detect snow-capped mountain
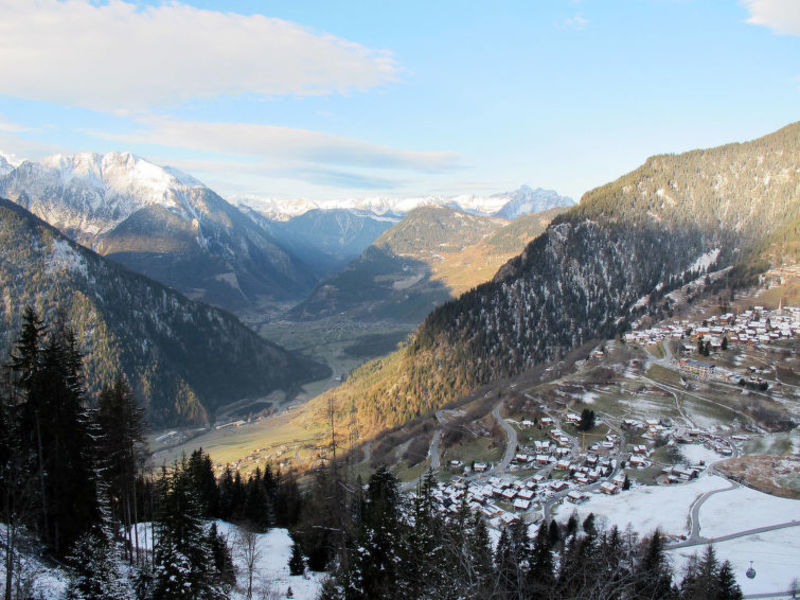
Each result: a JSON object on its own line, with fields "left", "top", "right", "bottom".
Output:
{"left": 0, "top": 152, "right": 317, "bottom": 314}
{"left": 0, "top": 153, "right": 17, "bottom": 177}
{"left": 231, "top": 185, "right": 574, "bottom": 222}
{"left": 491, "top": 185, "right": 574, "bottom": 219}
{"left": 1, "top": 151, "right": 205, "bottom": 240}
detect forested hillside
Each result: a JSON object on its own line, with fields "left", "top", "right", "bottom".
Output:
{"left": 312, "top": 122, "right": 800, "bottom": 436}
{"left": 0, "top": 198, "right": 329, "bottom": 425}
{"left": 289, "top": 205, "right": 563, "bottom": 324}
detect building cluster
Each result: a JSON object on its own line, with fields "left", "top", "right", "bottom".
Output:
{"left": 624, "top": 305, "right": 800, "bottom": 348}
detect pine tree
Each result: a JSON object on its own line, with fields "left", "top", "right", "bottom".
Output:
{"left": 9, "top": 313, "right": 98, "bottom": 555}
{"left": 528, "top": 523, "right": 555, "bottom": 598}
{"left": 151, "top": 462, "right": 224, "bottom": 600}
{"left": 289, "top": 542, "right": 305, "bottom": 576}
{"left": 633, "top": 530, "right": 676, "bottom": 599}
{"left": 207, "top": 522, "right": 236, "bottom": 592}
{"left": 715, "top": 560, "right": 743, "bottom": 600}
{"left": 95, "top": 374, "right": 147, "bottom": 564}
{"left": 65, "top": 483, "right": 135, "bottom": 600}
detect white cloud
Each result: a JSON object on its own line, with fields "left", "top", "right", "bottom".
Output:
{"left": 0, "top": 0, "right": 400, "bottom": 111}
{"left": 562, "top": 13, "right": 589, "bottom": 31}
{"left": 743, "top": 0, "right": 800, "bottom": 35}
{"left": 100, "top": 116, "right": 460, "bottom": 172}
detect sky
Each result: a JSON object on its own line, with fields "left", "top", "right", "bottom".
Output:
{"left": 0, "top": 0, "right": 798, "bottom": 203}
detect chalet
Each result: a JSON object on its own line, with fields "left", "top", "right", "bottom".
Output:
{"left": 513, "top": 498, "right": 531, "bottom": 511}
{"left": 517, "top": 489, "right": 535, "bottom": 501}
{"left": 565, "top": 413, "right": 581, "bottom": 425}
{"left": 540, "top": 417, "right": 554, "bottom": 426}
{"left": 599, "top": 482, "right": 619, "bottom": 495}
{"left": 499, "top": 512, "right": 519, "bottom": 526}
{"left": 549, "top": 481, "right": 569, "bottom": 492}
{"left": 567, "top": 491, "right": 588, "bottom": 504}
{"left": 500, "top": 489, "right": 516, "bottom": 502}
{"left": 555, "top": 459, "right": 571, "bottom": 471}
{"left": 629, "top": 455, "right": 647, "bottom": 468}
{"left": 535, "top": 454, "right": 550, "bottom": 465}
{"left": 473, "top": 462, "right": 488, "bottom": 473}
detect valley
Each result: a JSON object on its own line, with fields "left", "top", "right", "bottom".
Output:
{"left": 152, "top": 270, "right": 800, "bottom": 595}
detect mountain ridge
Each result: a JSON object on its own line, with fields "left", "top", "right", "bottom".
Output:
{"left": 313, "top": 120, "right": 800, "bottom": 436}
{"left": 0, "top": 152, "right": 317, "bottom": 314}
{"left": 0, "top": 197, "right": 330, "bottom": 425}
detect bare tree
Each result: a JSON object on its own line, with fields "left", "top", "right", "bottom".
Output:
{"left": 236, "top": 525, "right": 261, "bottom": 600}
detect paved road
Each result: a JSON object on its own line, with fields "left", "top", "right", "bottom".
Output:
{"left": 492, "top": 401, "right": 518, "bottom": 474}
{"left": 428, "top": 430, "right": 443, "bottom": 470}
{"left": 682, "top": 480, "right": 739, "bottom": 545}
{"left": 359, "top": 441, "right": 372, "bottom": 465}
{"left": 668, "top": 519, "right": 800, "bottom": 550}
{"left": 742, "top": 590, "right": 800, "bottom": 599}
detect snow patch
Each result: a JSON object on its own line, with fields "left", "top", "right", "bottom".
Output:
{"left": 551, "top": 475, "right": 729, "bottom": 537}
{"left": 46, "top": 238, "right": 88, "bottom": 278}
{"left": 688, "top": 248, "right": 720, "bottom": 273}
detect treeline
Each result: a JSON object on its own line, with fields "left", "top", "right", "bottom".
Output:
{"left": 0, "top": 309, "right": 304, "bottom": 599}
{"left": 314, "top": 469, "right": 743, "bottom": 600}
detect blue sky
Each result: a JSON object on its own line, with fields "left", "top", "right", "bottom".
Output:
{"left": 0, "top": 0, "right": 798, "bottom": 202}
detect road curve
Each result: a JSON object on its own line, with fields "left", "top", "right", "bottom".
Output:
{"left": 492, "top": 401, "right": 518, "bottom": 474}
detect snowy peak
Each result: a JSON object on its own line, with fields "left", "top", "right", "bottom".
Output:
{"left": 0, "top": 153, "right": 17, "bottom": 177}
{"left": 231, "top": 184, "right": 573, "bottom": 222}
{"left": 0, "top": 151, "right": 208, "bottom": 238}
{"left": 492, "top": 185, "right": 575, "bottom": 220}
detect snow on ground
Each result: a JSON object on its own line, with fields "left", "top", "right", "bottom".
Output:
{"left": 0, "top": 526, "right": 68, "bottom": 600}
{"left": 698, "top": 485, "right": 800, "bottom": 538}
{"left": 216, "top": 522, "right": 326, "bottom": 600}
{"left": 668, "top": 529, "right": 800, "bottom": 597}
{"left": 688, "top": 248, "right": 721, "bottom": 274}
{"left": 582, "top": 392, "right": 597, "bottom": 404}
{"left": 677, "top": 443, "right": 726, "bottom": 466}
{"left": 130, "top": 521, "right": 326, "bottom": 600}
{"left": 551, "top": 475, "right": 730, "bottom": 538}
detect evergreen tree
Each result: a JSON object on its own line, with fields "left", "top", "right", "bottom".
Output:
{"left": 151, "top": 462, "right": 224, "bottom": 600}
{"left": 289, "top": 542, "right": 305, "bottom": 576}
{"left": 95, "top": 374, "right": 147, "bottom": 563}
{"left": 207, "top": 522, "right": 236, "bottom": 592}
{"left": 632, "top": 530, "right": 676, "bottom": 599}
{"left": 65, "top": 483, "right": 135, "bottom": 600}
{"left": 716, "top": 560, "right": 743, "bottom": 600}
{"left": 9, "top": 313, "right": 98, "bottom": 555}
{"left": 186, "top": 450, "right": 219, "bottom": 519}
{"left": 578, "top": 408, "right": 596, "bottom": 432}
{"left": 528, "top": 523, "right": 555, "bottom": 599}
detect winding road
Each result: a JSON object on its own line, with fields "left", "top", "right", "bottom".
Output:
{"left": 492, "top": 401, "right": 518, "bottom": 474}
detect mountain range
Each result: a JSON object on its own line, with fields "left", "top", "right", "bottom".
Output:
{"left": 314, "top": 121, "right": 800, "bottom": 435}
{"left": 232, "top": 185, "right": 573, "bottom": 222}
{"left": 0, "top": 152, "right": 316, "bottom": 314}
{"left": 0, "top": 197, "right": 329, "bottom": 426}
{"left": 0, "top": 153, "right": 574, "bottom": 319}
